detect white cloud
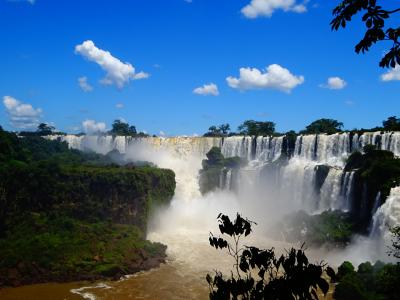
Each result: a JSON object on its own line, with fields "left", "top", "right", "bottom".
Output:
{"left": 82, "top": 119, "right": 106, "bottom": 134}
{"left": 78, "top": 76, "right": 93, "bottom": 92}
{"left": 3, "top": 96, "right": 42, "bottom": 129}
{"left": 320, "top": 76, "right": 347, "bottom": 90}
{"left": 115, "top": 103, "right": 124, "bottom": 109}
{"left": 345, "top": 100, "right": 355, "bottom": 106}
{"left": 226, "top": 64, "right": 304, "bottom": 93}
{"left": 241, "top": 0, "right": 307, "bottom": 18}
{"left": 381, "top": 65, "right": 400, "bottom": 81}
{"left": 8, "top": 0, "right": 35, "bottom": 4}
{"left": 75, "top": 40, "right": 149, "bottom": 88}
{"left": 159, "top": 130, "right": 166, "bottom": 136}
{"left": 193, "top": 83, "right": 219, "bottom": 96}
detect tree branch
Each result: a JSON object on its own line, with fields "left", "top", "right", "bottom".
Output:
{"left": 387, "top": 8, "right": 400, "bottom": 14}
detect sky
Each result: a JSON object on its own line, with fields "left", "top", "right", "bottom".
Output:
{"left": 0, "top": 0, "right": 399, "bottom": 136}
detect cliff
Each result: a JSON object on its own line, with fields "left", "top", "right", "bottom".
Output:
{"left": 0, "top": 129, "right": 176, "bottom": 287}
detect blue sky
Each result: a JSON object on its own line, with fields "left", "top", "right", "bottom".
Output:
{"left": 0, "top": 0, "right": 399, "bottom": 135}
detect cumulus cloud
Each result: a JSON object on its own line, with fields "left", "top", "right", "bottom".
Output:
{"left": 3, "top": 96, "right": 42, "bottom": 129}
{"left": 82, "top": 119, "right": 106, "bottom": 134}
{"left": 380, "top": 65, "right": 400, "bottom": 81}
{"left": 241, "top": 0, "right": 307, "bottom": 18}
{"left": 320, "top": 76, "right": 347, "bottom": 90}
{"left": 78, "top": 76, "right": 93, "bottom": 92}
{"left": 193, "top": 83, "right": 219, "bottom": 96}
{"left": 115, "top": 103, "right": 124, "bottom": 109}
{"left": 75, "top": 40, "right": 149, "bottom": 88}
{"left": 226, "top": 64, "right": 304, "bottom": 93}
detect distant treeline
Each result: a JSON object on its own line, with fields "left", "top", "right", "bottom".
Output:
{"left": 13, "top": 116, "right": 400, "bottom": 138}
{"left": 203, "top": 116, "right": 400, "bottom": 137}
{"left": 18, "top": 120, "right": 150, "bottom": 137}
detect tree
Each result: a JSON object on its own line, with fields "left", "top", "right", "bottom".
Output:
{"left": 203, "top": 124, "right": 231, "bottom": 137}
{"left": 206, "top": 213, "right": 335, "bottom": 299}
{"left": 331, "top": 1, "right": 400, "bottom": 68}
{"left": 302, "top": 118, "right": 343, "bottom": 135}
{"left": 218, "top": 123, "right": 230, "bottom": 135}
{"left": 238, "top": 120, "right": 275, "bottom": 136}
{"left": 382, "top": 116, "right": 400, "bottom": 131}
{"left": 36, "top": 123, "right": 55, "bottom": 136}
{"left": 109, "top": 120, "right": 137, "bottom": 136}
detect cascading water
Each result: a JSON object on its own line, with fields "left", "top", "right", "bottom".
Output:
{"left": 370, "top": 187, "right": 400, "bottom": 240}
{"left": 37, "top": 132, "right": 400, "bottom": 299}
{"left": 50, "top": 131, "right": 400, "bottom": 218}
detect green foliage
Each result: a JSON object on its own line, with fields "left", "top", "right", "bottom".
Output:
{"left": 37, "top": 123, "right": 55, "bottom": 135}
{"left": 0, "top": 127, "right": 176, "bottom": 286}
{"left": 301, "top": 118, "right": 343, "bottom": 135}
{"left": 0, "top": 214, "right": 166, "bottom": 285}
{"left": 331, "top": 1, "right": 400, "bottom": 68}
{"left": 199, "top": 147, "right": 245, "bottom": 194}
{"left": 0, "top": 162, "right": 175, "bottom": 233}
{"left": 337, "top": 261, "right": 355, "bottom": 279}
{"left": 19, "top": 123, "right": 66, "bottom": 137}
{"left": 382, "top": 116, "right": 400, "bottom": 131}
{"left": 206, "top": 213, "right": 335, "bottom": 299}
{"left": 279, "top": 210, "right": 356, "bottom": 247}
{"left": 109, "top": 119, "right": 137, "bottom": 136}
{"left": 203, "top": 124, "right": 231, "bottom": 137}
{"left": 345, "top": 148, "right": 400, "bottom": 201}
{"left": 237, "top": 120, "right": 275, "bottom": 136}
{"left": 334, "top": 273, "right": 367, "bottom": 300}
{"left": 334, "top": 260, "right": 400, "bottom": 300}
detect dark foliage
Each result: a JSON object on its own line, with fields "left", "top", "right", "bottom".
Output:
{"left": 19, "top": 123, "right": 66, "bottom": 136}
{"left": 109, "top": 119, "right": 148, "bottom": 137}
{"left": 345, "top": 147, "right": 400, "bottom": 199}
{"left": 301, "top": 119, "right": 343, "bottom": 135}
{"left": 344, "top": 146, "right": 400, "bottom": 226}
{"left": 0, "top": 127, "right": 176, "bottom": 286}
{"left": 238, "top": 120, "right": 275, "bottom": 136}
{"left": 382, "top": 116, "right": 400, "bottom": 131}
{"left": 278, "top": 210, "right": 356, "bottom": 248}
{"left": 334, "top": 260, "right": 400, "bottom": 300}
{"left": 206, "top": 213, "right": 335, "bottom": 299}
{"left": 199, "top": 147, "right": 245, "bottom": 194}
{"left": 331, "top": 0, "right": 400, "bottom": 68}
{"left": 204, "top": 124, "right": 231, "bottom": 137}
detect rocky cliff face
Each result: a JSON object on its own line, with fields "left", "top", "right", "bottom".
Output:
{"left": 0, "top": 165, "right": 176, "bottom": 287}
{"left": 1, "top": 165, "right": 175, "bottom": 232}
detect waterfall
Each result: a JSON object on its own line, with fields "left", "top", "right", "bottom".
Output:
{"left": 50, "top": 131, "right": 398, "bottom": 219}
{"left": 224, "top": 169, "right": 232, "bottom": 190}
{"left": 341, "top": 171, "right": 355, "bottom": 212}
{"left": 319, "top": 168, "right": 345, "bottom": 211}
{"left": 280, "top": 158, "right": 318, "bottom": 212}
{"left": 370, "top": 187, "right": 400, "bottom": 240}
{"left": 221, "top": 136, "right": 253, "bottom": 160}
